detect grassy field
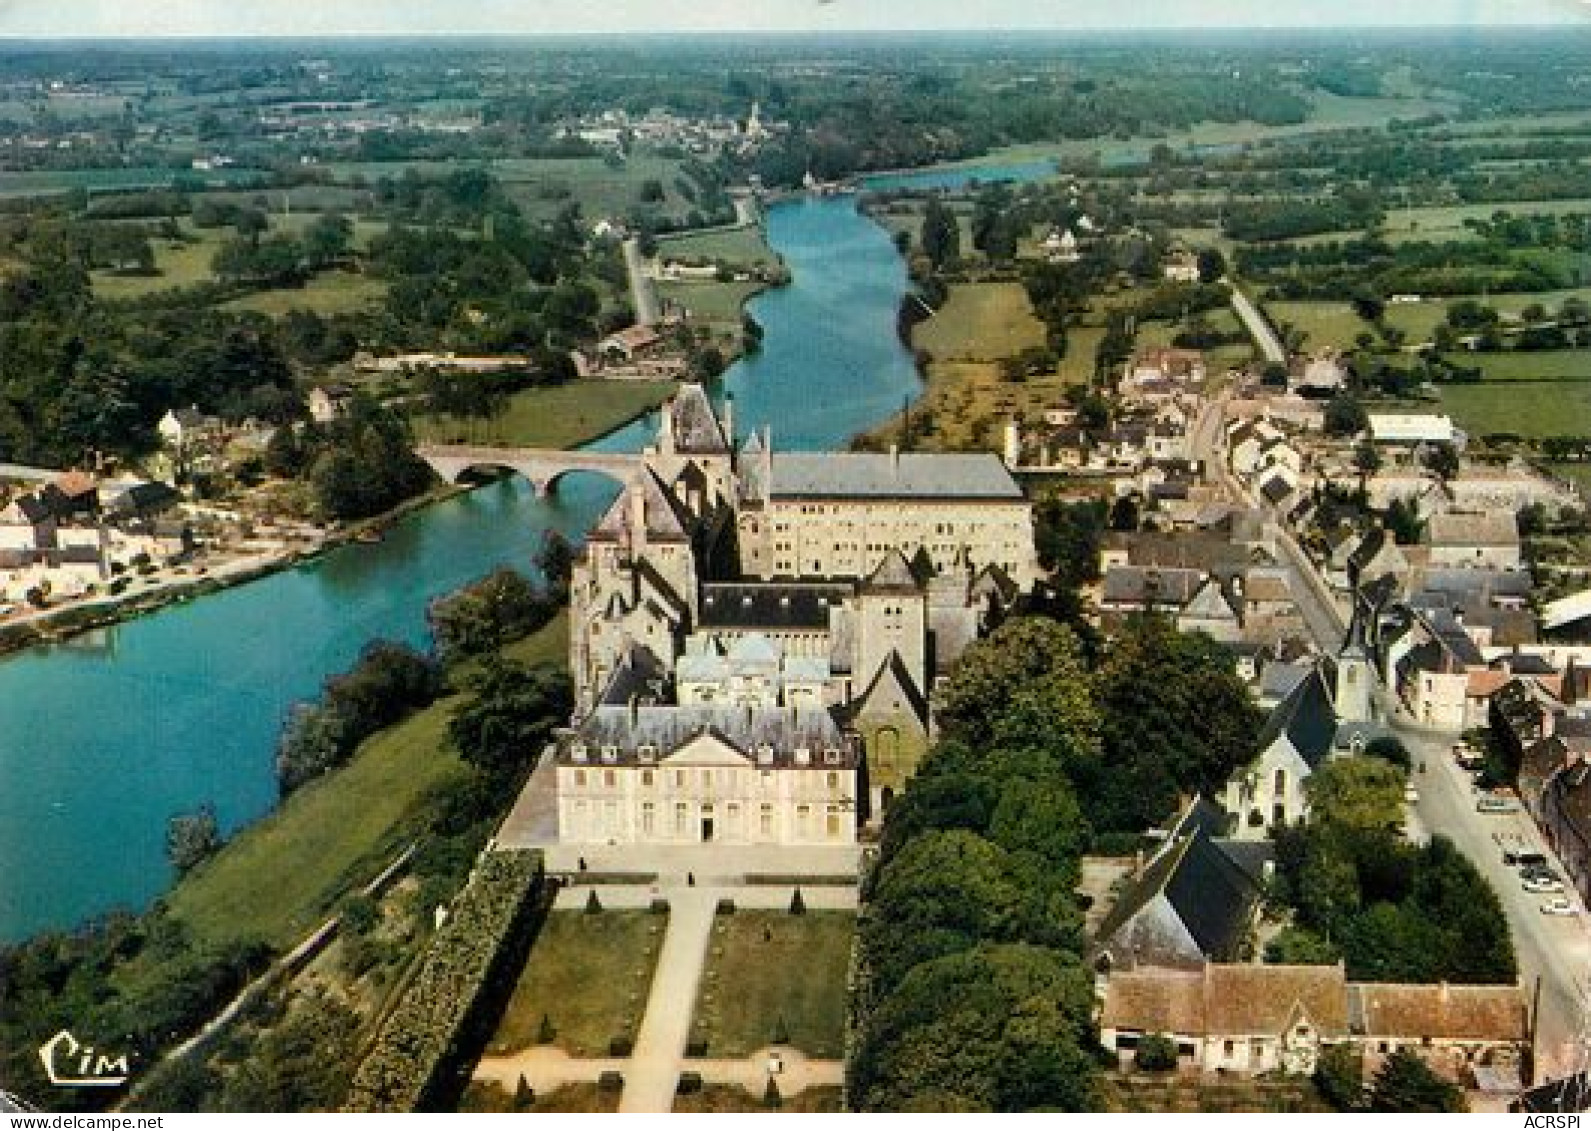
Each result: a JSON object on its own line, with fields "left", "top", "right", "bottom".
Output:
{"left": 1439, "top": 379, "right": 1591, "bottom": 439}
{"left": 657, "top": 279, "right": 763, "bottom": 329}
{"left": 1547, "top": 463, "right": 1591, "bottom": 494}
{"left": 1438, "top": 349, "right": 1591, "bottom": 380}
{"left": 691, "top": 911, "right": 853, "bottom": 1060}
{"left": 674, "top": 1085, "right": 845, "bottom": 1113}
{"left": 1267, "top": 300, "right": 1370, "bottom": 351}
{"left": 1133, "top": 311, "right": 1254, "bottom": 371}
{"left": 657, "top": 225, "right": 776, "bottom": 268}
{"left": 163, "top": 611, "right": 568, "bottom": 947}
{"left": 1106, "top": 1075, "right": 1331, "bottom": 1113}
{"left": 412, "top": 380, "right": 677, "bottom": 449}
{"left": 1379, "top": 199, "right": 1591, "bottom": 245}
{"left": 222, "top": 271, "right": 388, "bottom": 316}
{"left": 916, "top": 282, "right": 1048, "bottom": 362}
{"left": 489, "top": 909, "right": 666, "bottom": 1058}
{"left": 1382, "top": 290, "right": 1591, "bottom": 342}
{"left": 92, "top": 229, "right": 225, "bottom": 299}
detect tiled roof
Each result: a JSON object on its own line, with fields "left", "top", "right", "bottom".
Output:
{"left": 767, "top": 452, "right": 1023, "bottom": 500}
{"left": 1102, "top": 965, "right": 1350, "bottom": 1038}
{"left": 1346, "top": 983, "right": 1526, "bottom": 1042}
{"left": 1426, "top": 511, "right": 1520, "bottom": 549}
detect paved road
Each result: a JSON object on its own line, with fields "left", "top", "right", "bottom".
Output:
{"left": 1403, "top": 728, "right": 1591, "bottom": 1080}
{"left": 1228, "top": 281, "right": 1287, "bottom": 365}
{"left": 620, "top": 889, "right": 715, "bottom": 1113}
{"left": 623, "top": 237, "right": 661, "bottom": 327}
{"left": 1201, "top": 393, "right": 1591, "bottom": 1080}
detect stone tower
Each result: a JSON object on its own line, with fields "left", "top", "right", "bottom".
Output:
{"left": 1335, "top": 605, "right": 1374, "bottom": 725}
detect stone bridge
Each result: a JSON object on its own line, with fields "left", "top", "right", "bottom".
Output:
{"left": 417, "top": 444, "right": 643, "bottom": 496}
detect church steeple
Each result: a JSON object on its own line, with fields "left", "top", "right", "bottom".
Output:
{"left": 1335, "top": 605, "right": 1373, "bottom": 724}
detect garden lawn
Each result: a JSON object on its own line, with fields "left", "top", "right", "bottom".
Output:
{"left": 488, "top": 909, "right": 667, "bottom": 1057}
{"left": 690, "top": 910, "right": 853, "bottom": 1060}
{"left": 222, "top": 271, "right": 388, "bottom": 316}
{"left": 657, "top": 225, "right": 777, "bottom": 268}
{"left": 412, "top": 380, "right": 677, "bottom": 449}
{"left": 1436, "top": 349, "right": 1591, "bottom": 381}
{"left": 673, "top": 1085, "right": 844, "bottom": 1113}
{"left": 657, "top": 279, "right": 763, "bottom": 329}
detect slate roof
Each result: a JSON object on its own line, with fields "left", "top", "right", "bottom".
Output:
{"left": 766, "top": 452, "right": 1023, "bottom": 500}
{"left": 1101, "top": 565, "right": 1204, "bottom": 608}
{"left": 589, "top": 469, "right": 693, "bottom": 544}
{"left": 1256, "top": 667, "right": 1337, "bottom": 770}
{"left": 864, "top": 549, "right": 923, "bottom": 594}
{"left": 1092, "top": 809, "right": 1262, "bottom": 969}
{"left": 567, "top": 703, "right": 853, "bottom": 767}
{"left": 852, "top": 650, "right": 930, "bottom": 727}
{"left": 698, "top": 582, "right": 852, "bottom": 630}
{"left": 668, "top": 383, "right": 730, "bottom": 454}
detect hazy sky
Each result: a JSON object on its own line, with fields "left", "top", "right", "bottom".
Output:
{"left": 0, "top": 0, "right": 1587, "bottom": 37}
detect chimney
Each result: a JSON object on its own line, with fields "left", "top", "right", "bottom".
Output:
{"left": 723, "top": 393, "right": 735, "bottom": 447}
{"left": 629, "top": 479, "right": 647, "bottom": 556}
{"left": 659, "top": 397, "right": 676, "bottom": 455}
{"left": 764, "top": 425, "right": 774, "bottom": 488}
{"left": 889, "top": 443, "right": 900, "bottom": 477}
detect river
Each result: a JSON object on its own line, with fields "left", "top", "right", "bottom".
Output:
{"left": 0, "top": 193, "right": 921, "bottom": 943}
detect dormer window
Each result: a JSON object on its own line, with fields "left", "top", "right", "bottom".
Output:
{"left": 823, "top": 747, "right": 841, "bottom": 765}
{"left": 638, "top": 744, "right": 657, "bottom": 763}
{"left": 600, "top": 745, "right": 618, "bottom": 764}
{"left": 571, "top": 744, "right": 589, "bottom": 763}
{"left": 795, "top": 747, "right": 811, "bottom": 766}
{"left": 757, "top": 745, "right": 775, "bottom": 766}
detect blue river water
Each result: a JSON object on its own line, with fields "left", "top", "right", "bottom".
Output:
{"left": 0, "top": 193, "right": 921, "bottom": 942}
{"left": 860, "top": 160, "right": 1059, "bottom": 193}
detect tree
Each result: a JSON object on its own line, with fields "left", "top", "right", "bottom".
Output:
{"left": 428, "top": 568, "right": 555, "bottom": 662}
{"left": 920, "top": 198, "right": 960, "bottom": 272}
{"left": 166, "top": 804, "right": 223, "bottom": 874}
{"left": 1135, "top": 1034, "right": 1178, "bottom": 1072}
{"left": 850, "top": 944, "right": 1101, "bottom": 1112}
{"left": 1353, "top": 441, "right": 1383, "bottom": 479}
{"left": 1325, "top": 394, "right": 1369, "bottom": 438}
{"left": 449, "top": 659, "right": 573, "bottom": 781}
{"left": 1305, "top": 756, "right": 1406, "bottom": 834}
{"left": 1315, "top": 1044, "right": 1365, "bottom": 1111}
{"left": 1364, "top": 736, "right": 1410, "bottom": 769}
{"left": 1365, "top": 1049, "right": 1465, "bottom": 1112}
{"left": 1422, "top": 442, "right": 1460, "bottom": 482}
{"left": 535, "top": 530, "right": 575, "bottom": 600}
{"left": 1384, "top": 497, "right": 1424, "bottom": 545}
{"left": 1196, "top": 248, "right": 1226, "bottom": 284}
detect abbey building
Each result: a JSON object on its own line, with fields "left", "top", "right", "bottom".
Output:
{"left": 556, "top": 384, "right": 1035, "bottom": 848}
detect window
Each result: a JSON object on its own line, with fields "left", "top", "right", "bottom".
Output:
{"left": 603, "top": 769, "right": 616, "bottom": 789}
{"left": 574, "top": 769, "right": 587, "bottom": 787}
{"left": 826, "top": 771, "right": 840, "bottom": 790}
{"left": 760, "top": 803, "right": 774, "bottom": 836}
{"left": 601, "top": 745, "right": 618, "bottom": 764}
{"left": 641, "top": 769, "right": 654, "bottom": 787}
{"left": 824, "top": 747, "right": 841, "bottom": 765}
{"left": 794, "top": 747, "right": 811, "bottom": 766}
{"left": 757, "top": 745, "right": 775, "bottom": 766}
{"left": 675, "top": 769, "right": 686, "bottom": 788}
{"left": 570, "top": 744, "right": 588, "bottom": 763}
{"left": 638, "top": 744, "right": 657, "bottom": 763}
{"left": 675, "top": 802, "right": 690, "bottom": 836}
{"left": 641, "top": 803, "right": 655, "bottom": 835}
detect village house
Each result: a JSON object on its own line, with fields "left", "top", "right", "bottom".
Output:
{"left": 1099, "top": 964, "right": 1526, "bottom": 1087}
{"left": 1424, "top": 511, "right": 1523, "bottom": 571}
{"left": 1162, "top": 248, "right": 1201, "bottom": 283}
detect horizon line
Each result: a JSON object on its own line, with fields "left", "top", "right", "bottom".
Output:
{"left": 1, "top": 22, "right": 1587, "bottom": 41}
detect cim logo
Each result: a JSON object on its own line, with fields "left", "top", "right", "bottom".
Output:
{"left": 36, "top": 1030, "right": 131, "bottom": 1088}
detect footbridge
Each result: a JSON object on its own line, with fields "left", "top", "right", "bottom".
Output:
{"left": 417, "top": 444, "right": 643, "bottom": 496}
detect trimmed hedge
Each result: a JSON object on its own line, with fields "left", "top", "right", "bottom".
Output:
{"left": 343, "top": 850, "right": 546, "bottom": 1112}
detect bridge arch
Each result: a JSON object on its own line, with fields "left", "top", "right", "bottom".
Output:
{"left": 416, "top": 445, "right": 644, "bottom": 498}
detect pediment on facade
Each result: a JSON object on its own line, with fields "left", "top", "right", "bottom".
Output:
{"left": 661, "top": 732, "right": 752, "bottom": 767}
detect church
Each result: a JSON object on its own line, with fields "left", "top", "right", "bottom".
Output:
{"left": 556, "top": 384, "right": 1035, "bottom": 847}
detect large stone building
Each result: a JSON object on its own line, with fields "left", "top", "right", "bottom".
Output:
{"left": 556, "top": 385, "right": 1034, "bottom": 847}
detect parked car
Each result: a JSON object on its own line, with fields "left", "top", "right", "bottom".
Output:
{"left": 1477, "top": 796, "right": 1520, "bottom": 814}
{"left": 1523, "top": 876, "right": 1565, "bottom": 894}
{"left": 1505, "top": 851, "right": 1549, "bottom": 868}
{"left": 1541, "top": 898, "right": 1577, "bottom": 917}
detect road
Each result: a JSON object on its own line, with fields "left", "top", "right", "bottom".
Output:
{"left": 1199, "top": 389, "right": 1590, "bottom": 1081}
{"left": 623, "top": 237, "right": 660, "bottom": 327}
{"left": 1227, "top": 282, "right": 1287, "bottom": 366}
{"left": 1404, "top": 727, "right": 1591, "bottom": 1079}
